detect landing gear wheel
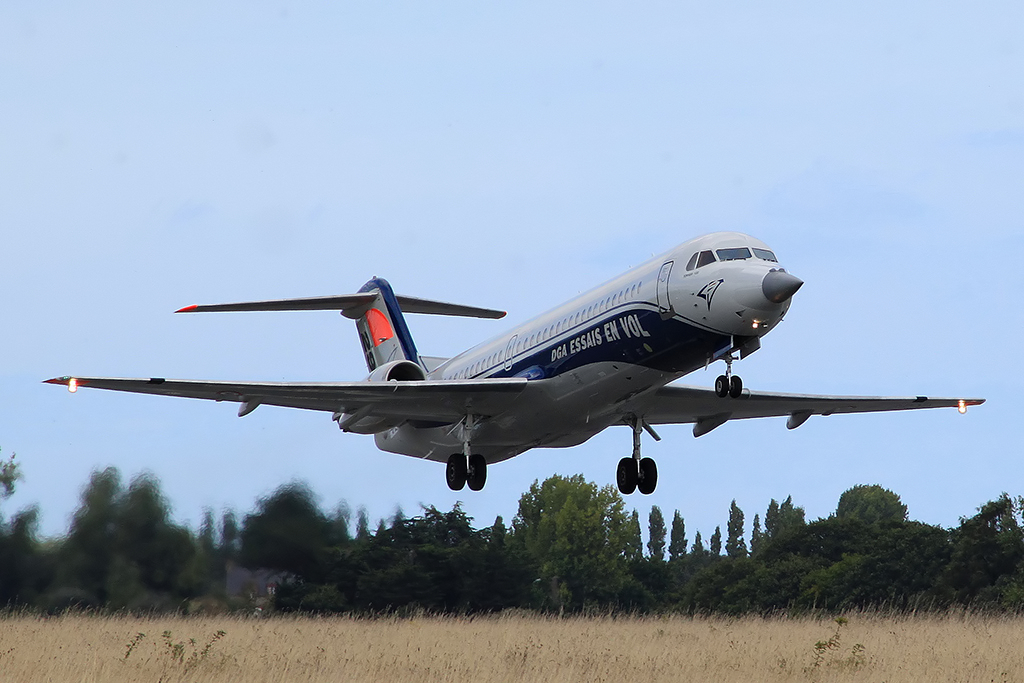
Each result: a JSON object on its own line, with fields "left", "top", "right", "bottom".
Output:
{"left": 715, "top": 375, "right": 729, "bottom": 398}
{"left": 729, "top": 375, "right": 743, "bottom": 398}
{"left": 446, "top": 454, "right": 467, "bottom": 491}
{"left": 467, "top": 454, "right": 487, "bottom": 491}
{"left": 616, "top": 457, "right": 638, "bottom": 495}
{"left": 637, "top": 457, "right": 658, "bottom": 494}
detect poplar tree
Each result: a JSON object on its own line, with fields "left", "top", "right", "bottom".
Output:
{"left": 709, "top": 526, "right": 722, "bottom": 556}
{"left": 669, "top": 511, "right": 687, "bottom": 561}
{"left": 750, "top": 513, "right": 764, "bottom": 555}
{"left": 725, "top": 500, "right": 747, "bottom": 558}
{"left": 647, "top": 505, "right": 667, "bottom": 561}
{"left": 690, "top": 530, "right": 705, "bottom": 558}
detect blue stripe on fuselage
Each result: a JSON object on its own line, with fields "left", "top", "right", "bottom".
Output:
{"left": 463, "top": 304, "right": 730, "bottom": 381}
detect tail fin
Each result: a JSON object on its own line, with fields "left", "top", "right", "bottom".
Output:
{"left": 174, "top": 280, "right": 506, "bottom": 374}
{"left": 353, "top": 277, "right": 419, "bottom": 371}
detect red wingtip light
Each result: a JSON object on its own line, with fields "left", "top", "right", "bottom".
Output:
{"left": 68, "top": 378, "right": 78, "bottom": 393}
{"left": 175, "top": 304, "right": 199, "bottom": 313}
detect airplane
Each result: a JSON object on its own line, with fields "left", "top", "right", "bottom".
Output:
{"left": 46, "top": 232, "right": 983, "bottom": 495}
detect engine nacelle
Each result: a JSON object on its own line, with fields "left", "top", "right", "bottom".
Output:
{"left": 335, "top": 360, "right": 427, "bottom": 434}
{"left": 366, "top": 359, "right": 428, "bottom": 383}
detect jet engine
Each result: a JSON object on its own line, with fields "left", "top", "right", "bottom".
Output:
{"left": 334, "top": 360, "right": 427, "bottom": 434}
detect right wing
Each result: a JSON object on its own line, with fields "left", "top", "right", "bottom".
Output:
{"left": 642, "top": 384, "right": 984, "bottom": 436}
{"left": 44, "top": 376, "right": 528, "bottom": 422}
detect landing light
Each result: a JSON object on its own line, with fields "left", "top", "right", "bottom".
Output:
{"left": 752, "top": 320, "right": 761, "bottom": 329}
{"left": 958, "top": 399, "right": 967, "bottom": 414}
{"left": 68, "top": 378, "right": 78, "bottom": 393}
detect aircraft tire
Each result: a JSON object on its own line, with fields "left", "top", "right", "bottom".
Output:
{"left": 616, "top": 457, "right": 638, "bottom": 495}
{"left": 446, "top": 454, "right": 467, "bottom": 491}
{"left": 715, "top": 375, "right": 729, "bottom": 398}
{"left": 637, "top": 457, "right": 658, "bottom": 494}
{"left": 467, "top": 454, "right": 487, "bottom": 491}
{"left": 729, "top": 375, "right": 743, "bottom": 398}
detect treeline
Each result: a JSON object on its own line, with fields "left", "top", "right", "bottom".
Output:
{"left": 3, "top": 454, "right": 1024, "bottom": 614}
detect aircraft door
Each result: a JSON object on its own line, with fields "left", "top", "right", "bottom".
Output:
{"left": 503, "top": 334, "right": 518, "bottom": 371}
{"left": 657, "top": 261, "right": 674, "bottom": 317}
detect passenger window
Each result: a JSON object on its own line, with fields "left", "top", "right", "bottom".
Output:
{"left": 716, "top": 247, "right": 752, "bottom": 261}
{"left": 685, "top": 253, "right": 699, "bottom": 271}
{"left": 753, "top": 248, "right": 778, "bottom": 262}
{"left": 696, "top": 250, "right": 716, "bottom": 268}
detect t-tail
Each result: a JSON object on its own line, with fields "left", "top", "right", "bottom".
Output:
{"left": 175, "top": 280, "right": 506, "bottom": 373}
{"left": 352, "top": 277, "right": 420, "bottom": 371}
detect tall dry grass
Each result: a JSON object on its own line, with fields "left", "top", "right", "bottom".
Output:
{"left": 1, "top": 611, "right": 1022, "bottom": 682}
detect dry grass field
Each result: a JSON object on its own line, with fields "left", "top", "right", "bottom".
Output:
{"left": 1, "top": 611, "right": 1022, "bottom": 682}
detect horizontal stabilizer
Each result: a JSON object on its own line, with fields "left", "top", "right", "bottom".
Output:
{"left": 176, "top": 294, "right": 505, "bottom": 319}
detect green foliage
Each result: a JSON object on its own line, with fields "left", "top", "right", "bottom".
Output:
{"left": 0, "top": 449, "right": 21, "bottom": 500}
{"left": 726, "top": 500, "right": 747, "bottom": 558}
{"left": 765, "top": 496, "right": 806, "bottom": 541}
{"left": 937, "top": 494, "right": 1024, "bottom": 605}
{"left": 750, "top": 514, "right": 764, "bottom": 555}
{"left": 647, "top": 506, "right": 666, "bottom": 562}
{"left": 805, "top": 618, "right": 866, "bottom": 673}
{"left": 13, "top": 464, "right": 1024, "bottom": 617}
{"left": 53, "top": 468, "right": 198, "bottom": 609}
{"left": 669, "top": 511, "right": 687, "bottom": 561}
{"left": 709, "top": 526, "right": 722, "bottom": 556}
{"left": 511, "top": 474, "right": 632, "bottom": 609}
{"left": 836, "top": 484, "right": 908, "bottom": 525}
{"left": 240, "top": 482, "right": 330, "bottom": 581}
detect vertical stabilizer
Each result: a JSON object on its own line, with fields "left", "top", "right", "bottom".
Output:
{"left": 350, "top": 277, "right": 421, "bottom": 371}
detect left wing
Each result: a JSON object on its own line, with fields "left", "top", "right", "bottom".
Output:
{"left": 43, "top": 376, "right": 527, "bottom": 422}
{"left": 641, "top": 384, "right": 984, "bottom": 436}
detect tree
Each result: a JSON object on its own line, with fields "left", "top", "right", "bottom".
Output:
{"left": 726, "top": 500, "right": 747, "bottom": 558}
{"left": 765, "top": 496, "right": 805, "bottom": 540}
{"left": 511, "top": 475, "right": 632, "bottom": 609}
{"left": 669, "top": 511, "right": 687, "bottom": 561}
{"left": 647, "top": 506, "right": 666, "bottom": 562}
{"left": 750, "top": 514, "right": 764, "bottom": 555}
{"left": 836, "top": 484, "right": 908, "bottom": 525}
{"left": 241, "top": 482, "right": 330, "bottom": 580}
{"left": 55, "top": 468, "right": 198, "bottom": 609}
{"left": 625, "top": 510, "right": 643, "bottom": 561}
{"left": 709, "top": 526, "right": 722, "bottom": 556}
{"left": 690, "top": 531, "right": 705, "bottom": 558}
{"left": 0, "top": 449, "right": 20, "bottom": 500}
{"left": 938, "top": 494, "right": 1024, "bottom": 605}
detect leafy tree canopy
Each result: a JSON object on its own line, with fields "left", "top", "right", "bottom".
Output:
{"left": 836, "top": 484, "right": 908, "bottom": 525}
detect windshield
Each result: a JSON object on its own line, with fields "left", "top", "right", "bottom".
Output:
{"left": 715, "top": 247, "right": 752, "bottom": 261}
{"left": 753, "top": 248, "right": 777, "bottom": 262}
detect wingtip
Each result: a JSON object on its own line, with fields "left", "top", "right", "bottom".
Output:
{"left": 175, "top": 304, "right": 199, "bottom": 313}
{"left": 43, "top": 376, "right": 69, "bottom": 385}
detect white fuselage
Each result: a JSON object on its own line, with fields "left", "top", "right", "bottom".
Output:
{"left": 376, "top": 232, "right": 794, "bottom": 462}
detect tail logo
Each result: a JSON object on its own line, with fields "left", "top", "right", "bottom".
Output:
{"left": 365, "top": 309, "right": 394, "bottom": 347}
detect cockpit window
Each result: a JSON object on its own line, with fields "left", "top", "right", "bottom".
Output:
{"left": 753, "top": 248, "right": 777, "bottom": 262}
{"left": 685, "top": 253, "right": 699, "bottom": 271}
{"left": 716, "top": 247, "right": 752, "bottom": 261}
{"left": 696, "top": 250, "right": 716, "bottom": 268}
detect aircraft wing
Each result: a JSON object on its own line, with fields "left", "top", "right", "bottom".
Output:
{"left": 642, "top": 384, "right": 984, "bottom": 436}
{"left": 43, "top": 376, "right": 527, "bottom": 422}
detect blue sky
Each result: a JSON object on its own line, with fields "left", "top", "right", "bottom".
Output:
{"left": 1, "top": 1, "right": 1020, "bottom": 542}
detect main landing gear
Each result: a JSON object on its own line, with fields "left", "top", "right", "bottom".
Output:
{"left": 446, "top": 452, "right": 487, "bottom": 491}
{"left": 617, "top": 418, "right": 658, "bottom": 495}
{"left": 714, "top": 354, "right": 743, "bottom": 399}
{"left": 446, "top": 413, "right": 487, "bottom": 492}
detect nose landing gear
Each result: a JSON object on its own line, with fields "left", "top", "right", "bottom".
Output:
{"left": 715, "top": 355, "right": 744, "bottom": 399}
{"left": 616, "top": 418, "right": 659, "bottom": 495}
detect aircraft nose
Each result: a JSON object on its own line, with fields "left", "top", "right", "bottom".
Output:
{"left": 762, "top": 270, "right": 804, "bottom": 304}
